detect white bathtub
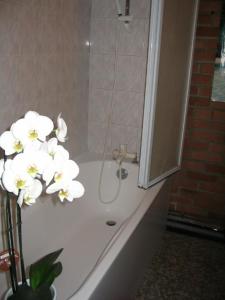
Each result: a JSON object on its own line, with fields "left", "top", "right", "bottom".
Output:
{"left": 0, "top": 157, "right": 169, "bottom": 300}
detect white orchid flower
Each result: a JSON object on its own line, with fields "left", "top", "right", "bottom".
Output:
{"left": 14, "top": 150, "right": 52, "bottom": 178}
{"left": 0, "top": 131, "right": 24, "bottom": 155}
{"left": 11, "top": 111, "right": 54, "bottom": 146}
{"left": 41, "top": 138, "right": 69, "bottom": 160}
{"left": 54, "top": 159, "right": 79, "bottom": 184}
{"left": 55, "top": 113, "right": 67, "bottom": 142}
{"left": 46, "top": 180, "right": 84, "bottom": 202}
{"left": 41, "top": 138, "right": 69, "bottom": 185}
{"left": 2, "top": 159, "right": 34, "bottom": 195}
{"left": 17, "top": 179, "right": 42, "bottom": 207}
{"left": 44, "top": 158, "right": 79, "bottom": 188}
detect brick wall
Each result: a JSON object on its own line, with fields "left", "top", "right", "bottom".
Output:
{"left": 169, "top": 0, "right": 225, "bottom": 227}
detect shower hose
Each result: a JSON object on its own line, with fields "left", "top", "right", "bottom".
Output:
{"left": 98, "top": 114, "right": 122, "bottom": 204}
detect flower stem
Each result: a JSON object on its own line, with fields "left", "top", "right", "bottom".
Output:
{"left": 6, "top": 191, "right": 18, "bottom": 292}
{"left": 5, "top": 195, "right": 16, "bottom": 293}
{"left": 16, "top": 202, "right": 27, "bottom": 285}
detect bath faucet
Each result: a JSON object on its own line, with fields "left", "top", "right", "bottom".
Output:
{"left": 112, "top": 144, "right": 137, "bottom": 164}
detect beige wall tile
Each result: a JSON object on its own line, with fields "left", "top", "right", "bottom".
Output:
{"left": 116, "top": 20, "right": 149, "bottom": 56}
{"left": 110, "top": 124, "right": 138, "bottom": 153}
{"left": 88, "top": 121, "right": 111, "bottom": 153}
{"left": 111, "top": 91, "right": 144, "bottom": 127}
{"left": 91, "top": 18, "right": 117, "bottom": 54}
{"left": 88, "top": 0, "right": 151, "bottom": 154}
{"left": 115, "top": 55, "right": 147, "bottom": 92}
{"left": 89, "top": 89, "right": 113, "bottom": 123}
{"left": 91, "top": 0, "right": 117, "bottom": 19}
{"left": 0, "top": 0, "right": 91, "bottom": 158}
{"left": 90, "top": 54, "right": 116, "bottom": 89}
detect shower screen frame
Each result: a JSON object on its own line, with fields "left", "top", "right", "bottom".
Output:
{"left": 138, "top": 0, "right": 199, "bottom": 189}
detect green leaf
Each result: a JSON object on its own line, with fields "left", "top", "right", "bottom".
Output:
{"left": 29, "top": 248, "right": 63, "bottom": 290}
{"left": 40, "top": 262, "right": 63, "bottom": 288}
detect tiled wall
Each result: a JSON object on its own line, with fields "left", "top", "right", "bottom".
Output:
{"left": 88, "top": 0, "right": 150, "bottom": 155}
{"left": 0, "top": 0, "right": 91, "bottom": 157}
{"left": 0, "top": 0, "right": 91, "bottom": 294}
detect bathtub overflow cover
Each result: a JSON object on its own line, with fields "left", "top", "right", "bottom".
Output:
{"left": 106, "top": 220, "right": 116, "bottom": 226}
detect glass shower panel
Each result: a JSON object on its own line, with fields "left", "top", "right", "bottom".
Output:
{"left": 139, "top": 0, "right": 199, "bottom": 188}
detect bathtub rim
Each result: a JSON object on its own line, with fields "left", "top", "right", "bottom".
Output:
{"left": 68, "top": 178, "right": 165, "bottom": 300}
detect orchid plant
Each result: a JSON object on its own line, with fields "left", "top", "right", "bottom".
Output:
{"left": 0, "top": 111, "right": 84, "bottom": 300}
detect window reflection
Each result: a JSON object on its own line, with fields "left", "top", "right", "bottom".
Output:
{"left": 211, "top": 0, "right": 225, "bottom": 102}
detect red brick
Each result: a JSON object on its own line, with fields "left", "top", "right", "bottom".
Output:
{"left": 195, "top": 39, "right": 218, "bottom": 50}
{"left": 210, "top": 121, "right": 225, "bottom": 131}
{"left": 193, "top": 49, "right": 216, "bottom": 62}
{"left": 199, "top": 14, "right": 221, "bottom": 27}
{"left": 170, "top": 182, "right": 179, "bottom": 193}
{"left": 187, "top": 119, "right": 212, "bottom": 129}
{"left": 190, "top": 130, "right": 225, "bottom": 143}
{"left": 206, "top": 152, "right": 224, "bottom": 163}
{"left": 176, "top": 202, "right": 208, "bottom": 217}
{"left": 190, "top": 119, "right": 225, "bottom": 131}
{"left": 182, "top": 160, "right": 206, "bottom": 172}
{"left": 189, "top": 97, "right": 210, "bottom": 106}
{"left": 187, "top": 170, "right": 217, "bottom": 182}
{"left": 206, "top": 164, "right": 225, "bottom": 175}
{"left": 192, "top": 63, "right": 200, "bottom": 73}
{"left": 190, "top": 108, "right": 212, "bottom": 119}
{"left": 199, "top": 181, "right": 225, "bottom": 193}
{"left": 199, "top": 63, "right": 215, "bottom": 74}
{"left": 190, "top": 86, "right": 198, "bottom": 95}
{"left": 198, "top": 15, "right": 211, "bottom": 26}
{"left": 184, "top": 150, "right": 224, "bottom": 163}
{"left": 198, "top": 15, "right": 220, "bottom": 26}
{"left": 169, "top": 201, "right": 177, "bottom": 211}
{"left": 184, "top": 138, "right": 209, "bottom": 150}
{"left": 209, "top": 143, "right": 225, "bottom": 153}
{"left": 212, "top": 194, "right": 225, "bottom": 205}
{"left": 199, "top": 1, "right": 222, "bottom": 14}
{"left": 192, "top": 74, "right": 212, "bottom": 85}
{"left": 168, "top": 0, "right": 224, "bottom": 224}
{"left": 197, "top": 86, "right": 213, "bottom": 97}
{"left": 172, "top": 172, "right": 198, "bottom": 190}
{"left": 193, "top": 191, "right": 214, "bottom": 209}
{"left": 196, "top": 26, "right": 220, "bottom": 38}
{"left": 170, "top": 195, "right": 196, "bottom": 210}
{"left": 212, "top": 110, "right": 225, "bottom": 122}
{"left": 211, "top": 101, "right": 225, "bottom": 110}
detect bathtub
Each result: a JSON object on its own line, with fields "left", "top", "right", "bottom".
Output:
{"left": 0, "top": 156, "right": 169, "bottom": 300}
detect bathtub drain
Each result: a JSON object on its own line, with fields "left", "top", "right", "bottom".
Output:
{"left": 106, "top": 220, "right": 117, "bottom": 226}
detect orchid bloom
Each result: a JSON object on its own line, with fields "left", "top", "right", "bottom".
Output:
{"left": 11, "top": 111, "right": 54, "bottom": 146}
{"left": 14, "top": 150, "right": 52, "bottom": 178}
{"left": 17, "top": 179, "right": 42, "bottom": 207}
{"left": 0, "top": 111, "right": 85, "bottom": 206}
{"left": 0, "top": 131, "right": 24, "bottom": 155}
{"left": 41, "top": 137, "right": 69, "bottom": 160}
{"left": 55, "top": 114, "right": 67, "bottom": 142}
{"left": 47, "top": 180, "right": 84, "bottom": 202}
{"left": 47, "top": 158, "right": 79, "bottom": 187}
{"left": 41, "top": 138, "right": 69, "bottom": 185}
{"left": 2, "top": 159, "right": 34, "bottom": 196}
{"left": 45, "top": 157, "right": 84, "bottom": 202}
